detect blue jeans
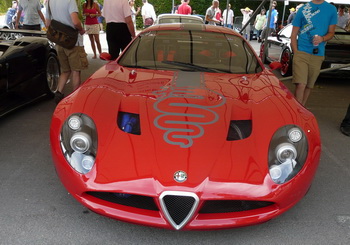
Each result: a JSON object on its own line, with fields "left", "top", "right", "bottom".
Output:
{"left": 224, "top": 24, "right": 233, "bottom": 29}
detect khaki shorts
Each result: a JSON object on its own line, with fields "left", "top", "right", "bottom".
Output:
{"left": 57, "top": 46, "right": 89, "bottom": 73}
{"left": 292, "top": 50, "right": 324, "bottom": 88}
{"left": 85, "top": 24, "right": 100, "bottom": 35}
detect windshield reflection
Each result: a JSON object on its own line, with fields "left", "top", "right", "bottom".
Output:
{"left": 118, "top": 30, "right": 263, "bottom": 74}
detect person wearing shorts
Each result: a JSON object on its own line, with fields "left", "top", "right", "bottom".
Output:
{"left": 45, "top": 0, "right": 88, "bottom": 104}
{"left": 16, "top": 0, "right": 46, "bottom": 31}
{"left": 291, "top": 0, "right": 337, "bottom": 106}
{"left": 83, "top": 0, "right": 102, "bottom": 59}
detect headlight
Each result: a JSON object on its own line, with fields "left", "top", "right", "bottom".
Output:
{"left": 275, "top": 143, "right": 297, "bottom": 163}
{"left": 70, "top": 132, "right": 91, "bottom": 153}
{"left": 68, "top": 115, "right": 82, "bottom": 130}
{"left": 60, "top": 113, "right": 97, "bottom": 174}
{"left": 268, "top": 125, "right": 308, "bottom": 184}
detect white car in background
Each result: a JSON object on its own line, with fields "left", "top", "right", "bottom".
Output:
{"left": 155, "top": 14, "right": 204, "bottom": 25}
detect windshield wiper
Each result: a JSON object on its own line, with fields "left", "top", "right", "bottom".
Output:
{"left": 162, "top": 60, "right": 220, "bottom": 72}
{"left": 124, "top": 65, "right": 150, "bottom": 69}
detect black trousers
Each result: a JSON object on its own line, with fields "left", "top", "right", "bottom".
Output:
{"left": 106, "top": 22, "right": 132, "bottom": 60}
{"left": 23, "top": 24, "right": 41, "bottom": 31}
{"left": 341, "top": 104, "right": 350, "bottom": 127}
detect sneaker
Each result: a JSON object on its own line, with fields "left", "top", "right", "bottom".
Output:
{"left": 54, "top": 91, "right": 64, "bottom": 104}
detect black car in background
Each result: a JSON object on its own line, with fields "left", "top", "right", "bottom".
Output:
{"left": 259, "top": 24, "right": 350, "bottom": 77}
{"left": 0, "top": 29, "right": 60, "bottom": 117}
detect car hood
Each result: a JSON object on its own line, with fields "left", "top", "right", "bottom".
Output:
{"left": 59, "top": 63, "right": 316, "bottom": 190}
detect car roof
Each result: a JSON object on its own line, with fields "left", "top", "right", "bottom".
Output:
{"left": 140, "top": 23, "right": 241, "bottom": 37}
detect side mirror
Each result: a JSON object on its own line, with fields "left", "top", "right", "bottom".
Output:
{"left": 269, "top": 61, "right": 282, "bottom": 70}
{"left": 100, "top": 52, "right": 112, "bottom": 61}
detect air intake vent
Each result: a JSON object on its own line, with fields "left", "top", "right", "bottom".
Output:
{"left": 227, "top": 120, "right": 252, "bottom": 141}
{"left": 199, "top": 200, "right": 274, "bottom": 213}
{"left": 86, "top": 192, "right": 158, "bottom": 211}
{"left": 117, "top": 112, "right": 141, "bottom": 135}
{"left": 159, "top": 191, "right": 199, "bottom": 230}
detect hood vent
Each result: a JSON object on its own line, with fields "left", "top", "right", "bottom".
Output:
{"left": 117, "top": 112, "right": 141, "bottom": 135}
{"left": 227, "top": 120, "right": 252, "bottom": 141}
{"left": 159, "top": 191, "right": 199, "bottom": 230}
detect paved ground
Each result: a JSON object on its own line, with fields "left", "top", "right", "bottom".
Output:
{"left": 1, "top": 24, "right": 350, "bottom": 244}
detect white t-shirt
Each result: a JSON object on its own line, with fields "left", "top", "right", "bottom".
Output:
{"left": 222, "top": 9, "right": 234, "bottom": 25}
{"left": 102, "top": 0, "right": 131, "bottom": 23}
{"left": 337, "top": 12, "right": 349, "bottom": 28}
{"left": 141, "top": 2, "right": 156, "bottom": 21}
{"left": 19, "top": 0, "right": 42, "bottom": 25}
{"left": 46, "top": 0, "right": 83, "bottom": 46}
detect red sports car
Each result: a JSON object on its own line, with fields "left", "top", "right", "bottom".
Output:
{"left": 50, "top": 24, "right": 321, "bottom": 230}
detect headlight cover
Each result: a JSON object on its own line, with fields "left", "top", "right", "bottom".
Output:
{"left": 60, "top": 113, "right": 98, "bottom": 174}
{"left": 268, "top": 125, "right": 308, "bottom": 184}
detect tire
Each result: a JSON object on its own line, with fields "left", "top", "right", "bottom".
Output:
{"left": 259, "top": 41, "right": 268, "bottom": 64}
{"left": 46, "top": 52, "right": 60, "bottom": 98}
{"left": 280, "top": 48, "right": 293, "bottom": 77}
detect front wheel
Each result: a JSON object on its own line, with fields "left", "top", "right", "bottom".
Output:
{"left": 280, "top": 48, "right": 293, "bottom": 77}
{"left": 46, "top": 52, "right": 60, "bottom": 97}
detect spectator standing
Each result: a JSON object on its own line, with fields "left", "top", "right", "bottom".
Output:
{"left": 83, "top": 0, "right": 102, "bottom": 59}
{"left": 266, "top": 1, "right": 278, "bottom": 32}
{"left": 205, "top": 0, "right": 220, "bottom": 25}
{"left": 40, "top": 0, "right": 47, "bottom": 30}
{"left": 260, "top": 1, "right": 278, "bottom": 41}
{"left": 287, "top": 7, "right": 296, "bottom": 24}
{"left": 340, "top": 104, "right": 350, "bottom": 136}
{"left": 129, "top": 0, "right": 140, "bottom": 31}
{"left": 6, "top": 1, "right": 18, "bottom": 28}
{"left": 16, "top": 0, "right": 46, "bottom": 30}
{"left": 254, "top": 8, "right": 266, "bottom": 42}
{"left": 240, "top": 7, "right": 253, "bottom": 40}
{"left": 97, "top": 3, "right": 104, "bottom": 33}
{"left": 141, "top": 0, "right": 156, "bottom": 28}
{"left": 215, "top": 7, "right": 223, "bottom": 26}
{"left": 102, "top": 0, "right": 136, "bottom": 60}
{"left": 337, "top": 5, "right": 349, "bottom": 28}
{"left": 45, "top": 0, "right": 88, "bottom": 104}
{"left": 222, "top": 4, "right": 234, "bottom": 29}
{"left": 291, "top": 0, "right": 337, "bottom": 106}
{"left": 178, "top": 0, "right": 191, "bottom": 15}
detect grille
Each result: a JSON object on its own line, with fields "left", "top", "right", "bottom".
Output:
{"left": 86, "top": 192, "right": 158, "bottom": 211}
{"left": 162, "top": 195, "right": 196, "bottom": 225}
{"left": 199, "top": 200, "right": 274, "bottom": 213}
{"left": 226, "top": 120, "right": 252, "bottom": 141}
{"left": 160, "top": 192, "right": 199, "bottom": 230}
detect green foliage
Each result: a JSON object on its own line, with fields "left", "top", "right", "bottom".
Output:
{"left": 0, "top": 0, "right": 13, "bottom": 14}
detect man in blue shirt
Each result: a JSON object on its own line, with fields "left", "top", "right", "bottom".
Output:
{"left": 291, "top": 0, "right": 337, "bottom": 106}
{"left": 260, "top": 1, "right": 278, "bottom": 41}
{"left": 266, "top": 1, "right": 278, "bottom": 31}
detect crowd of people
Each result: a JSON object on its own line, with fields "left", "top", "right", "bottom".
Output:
{"left": 2, "top": 0, "right": 349, "bottom": 136}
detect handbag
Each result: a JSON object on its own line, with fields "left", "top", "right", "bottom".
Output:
{"left": 46, "top": 0, "right": 78, "bottom": 49}
{"left": 144, "top": 18, "right": 154, "bottom": 26}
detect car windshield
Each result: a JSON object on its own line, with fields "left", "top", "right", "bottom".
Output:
{"left": 118, "top": 30, "right": 263, "bottom": 74}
